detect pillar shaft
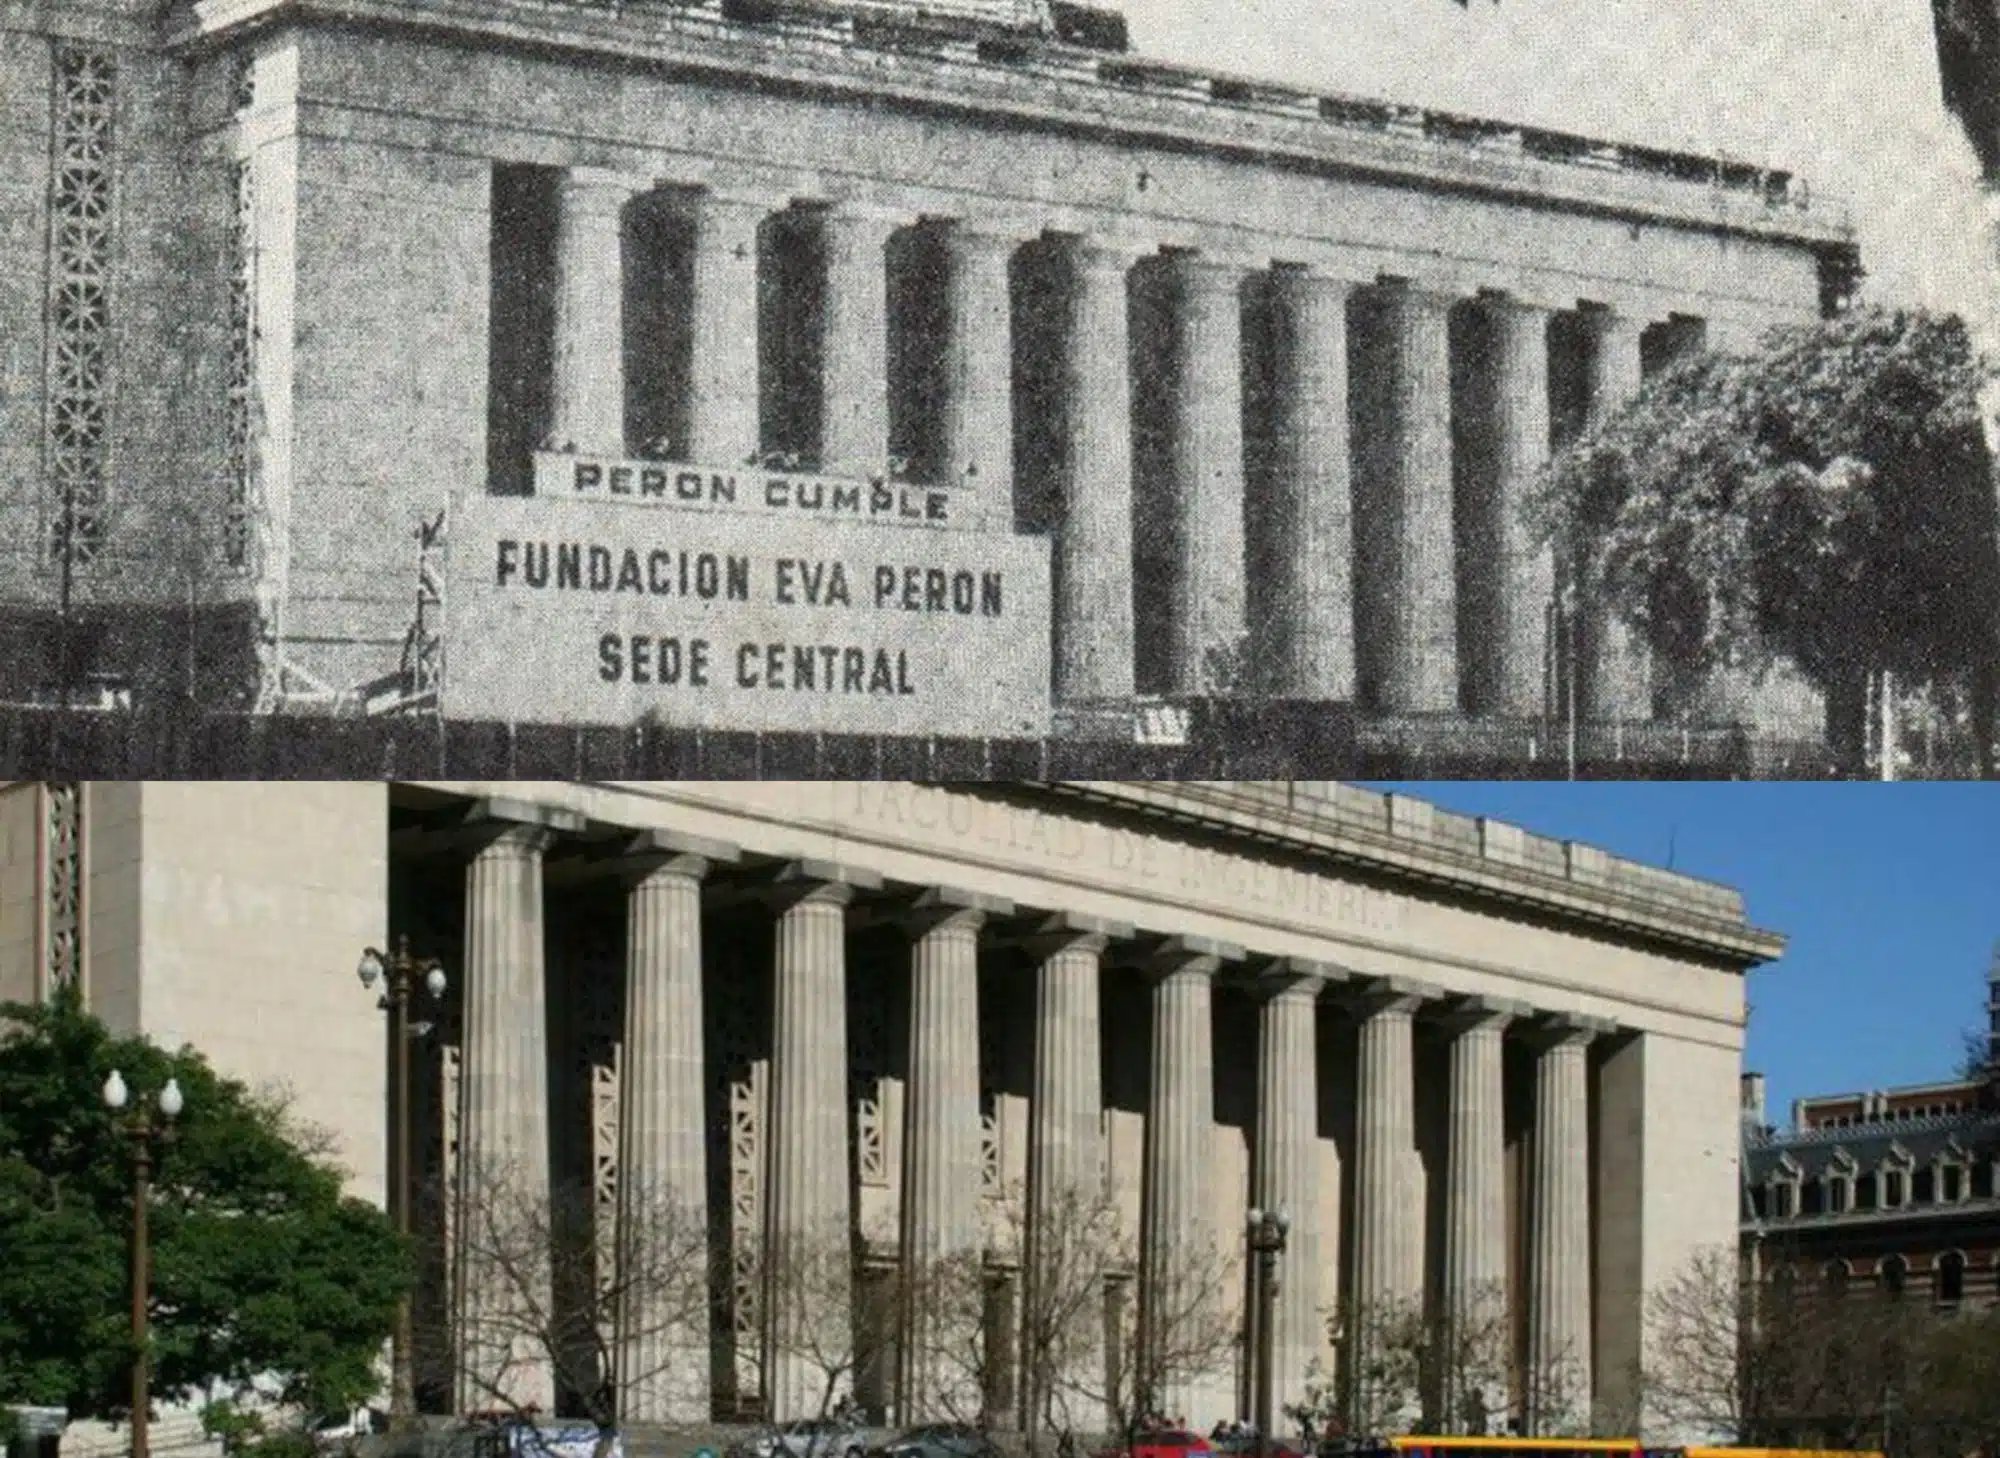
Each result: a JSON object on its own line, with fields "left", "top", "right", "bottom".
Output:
{"left": 1263, "top": 269, "right": 1357, "bottom": 701}
{"left": 616, "top": 855, "right": 713, "bottom": 1422}
{"left": 1253, "top": 974, "right": 1322, "bottom": 1420}
{"left": 1349, "top": 988, "right": 1423, "bottom": 1425}
{"left": 941, "top": 223, "right": 1018, "bottom": 519}
{"left": 1441, "top": 1003, "right": 1515, "bottom": 1432}
{"left": 1055, "top": 238, "right": 1140, "bottom": 701}
{"left": 1526, "top": 1028, "right": 1595, "bottom": 1431}
{"left": 686, "top": 192, "right": 767, "bottom": 468}
{"left": 1487, "top": 301, "right": 1555, "bottom": 718}
{"left": 762, "top": 878, "right": 856, "bottom": 1420}
{"left": 549, "top": 169, "right": 638, "bottom": 456}
{"left": 1140, "top": 955, "right": 1219, "bottom": 1419}
{"left": 455, "top": 823, "right": 558, "bottom": 1414}
{"left": 1582, "top": 312, "right": 1651, "bottom": 723}
{"left": 1162, "top": 255, "right": 1248, "bottom": 694}
{"left": 820, "top": 208, "right": 897, "bottom": 478}
{"left": 899, "top": 905, "right": 987, "bottom": 1421}
{"left": 1023, "top": 928, "right": 1109, "bottom": 1433}
{"left": 1367, "top": 283, "right": 1459, "bottom": 713}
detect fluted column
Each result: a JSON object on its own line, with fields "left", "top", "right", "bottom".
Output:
{"left": 941, "top": 221, "right": 1019, "bottom": 521}
{"left": 686, "top": 190, "right": 768, "bottom": 468}
{"left": 1263, "top": 267, "right": 1358, "bottom": 701}
{"left": 1054, "top": 236, "right": 1143, "bottom": 702}
{"left": 550, "top": 168, "right": 641, "bottom": 455}
{"left": 1369, "top": 281, "right": 1459, "bottom": 713}
{"left": 1348, "top": 980, "right": 1431, "bottom": 1426}
{"left": 454, "top": 814, "right": 572, "bottom": 1415}
{"left": 1022, "top": 914, "right": 1126, "bottom": 1433}
{"left": 1253, "top": 963, "right": 1326, "bottom": 1419}
{"left": 899, "top": 889, "right": 1005, "bottom": 1421}
{"left": 1581, "top": 310, "right": 1652, "bottom": 724}
{"left": 1140, "top": 938, "right": 1238, "bottom": 1418}
{"left": 819, "top": 206, "right": 900, "bottom": 478}
{"left": 1487, "top": 299, "right": 1556, "bottom": 718}
{"left": 1525, "top": 1019, "right": 1597, "bottom": 1432}
{"left": 1162, "top": 253, "right": 1249, "bottom": 694}
{"left": 1440, "top": 997, "right": 1523, "bottom": 1433}
{"left": 762, "top": 866, "right": 863, "bottom": 1420}
{"left": 616, "top": 837, "right": 735, "bottom": 1422}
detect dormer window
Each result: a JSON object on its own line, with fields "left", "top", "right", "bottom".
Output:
{"left": 1827, "top": 1176, "right": 1849, "bottom": 1213}
{"left": 1942, "top": 1164, "right": 1964, "bottom": 1202}
{"left": 1770, "top": 1181, "right": 1792, "bottom": 1218}
{"left": 1885, "top": 1170, "right": 1906, "bottom": 1207}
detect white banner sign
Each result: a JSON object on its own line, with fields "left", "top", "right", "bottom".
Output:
{"left": 533, "top": 452, "right": 964, "bottom": 530}
{"left": 442, "top": 493, "right": 1052, "bottom": 737}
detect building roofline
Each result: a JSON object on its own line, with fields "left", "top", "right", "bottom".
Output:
{"left": 161, "top": 0, "right": 1856, "bottom": 254}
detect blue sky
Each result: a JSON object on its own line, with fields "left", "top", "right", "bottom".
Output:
{"left": 1365, "top": 783, "right": 1999, "bottom": 1124}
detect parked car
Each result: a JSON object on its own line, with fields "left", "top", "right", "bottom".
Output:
{"left": 1212, "top": 1437, "right": 1307, "bottom": 1458}
{"left": 867, "top": 1424, "right": 1003, "bottom": 1458}
{"left": 731, "top": 1419, "right": 872, "bottom": 1458}
{"left": 1098, "top": 1430, "right": 1214, "bottom": 1458}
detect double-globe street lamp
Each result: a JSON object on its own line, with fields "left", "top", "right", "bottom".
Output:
{"left": 356, "top": 937, "right": 448, "bottom": 1431}
{"left": 1245, "top": 1208, "right": 1290, "bottom": 1458}
{"left": 102, "top": 1070, "right": 184, "bottom": 1458}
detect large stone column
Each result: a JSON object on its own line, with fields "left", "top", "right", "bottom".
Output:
{"left": 762, "top": 862, "right": 876, "bottom": 1420}
{"left": 454, "top": 804, "right": 581, "bottom": 1415}
{"left": 1253, "top": 961, "right": 1328, "bottom": 1420}
{"left": 1525, "top": 1018, "right": 1599, "bottom": 1432}
{"left": 685, "top": 190, "right": 768, "bottom": 468}
{"left": 1347, "top": 979, "right": 1434, "bottom": 1427}
{"left": 1140, "top": 937, "right": 1241, "bottom": 1419}
{"left": 615, "top": 832, "right": 738, "bottom": 1422}
{"left": 940, "top": 220, "right": 1019, "bottom": 524}
{"left": 1022, "top": 914, "right": 1128, "bottom": 1433}
{"left": 1367, "top": 281, "right": 1460, "bottom": 714}
{"left": 1485, "top": 298, "right": 1556, "bottom": 718}
{"left": 819, "top": 205, "right": 900, "bottom": 478}
{"left": 899, "top": 888, "right": 1011, "bottom": 1421}
{"left": 1581, "top": 309, "right": 1651, "bottom": 724}
{"left": 1162, "top": 253, "right": 1249, "bottom": 695}
{"left": 549, "top": 168, "right": 641, "bottom": 456}
{"left": 1054, "top": 236, "right": 1144, "bottom": 702}
{"left": 1440, "top": 997, "right": 1524, "bottom": 1433}
{"left": 1263, "top": 266, "right": 1358, "bottom": 701}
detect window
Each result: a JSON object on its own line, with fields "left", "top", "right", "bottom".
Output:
{"left": 1943, "top": 1165, "right": 1964, "bottom": 1202}
{"left": 1885, "top": 1170, "right": 1906, "bottom": 1207}
{"left": 1771, "top": 1182, "right": 1793, "bottom": 1218}
{"left": 1751, "top": 1186, "right": 1770, "bottom": 1219}
{"left": 1881, "top": 1254, "right": 1909, "bottom": 1299}
{"left": 1937, "top": 1251, "right": 1966, "bottom": 1306}
{"left": 1828, "top": 1176, "right": 1849, "bottom": 1213}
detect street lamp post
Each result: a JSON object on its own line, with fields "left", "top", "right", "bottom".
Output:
{"left": 357, "top": 937, "right": 448, "bottom": 1431}
{"left": 102, "top": 1070, "right": 183, "bottom": 1458}
{"left": 1246, "top": 1208, "right": 1290, "bottom": 1458}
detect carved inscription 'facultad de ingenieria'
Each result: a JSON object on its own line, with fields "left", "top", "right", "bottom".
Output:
{"left": 849, "top": 782, "right": 1410, "bottom": 935}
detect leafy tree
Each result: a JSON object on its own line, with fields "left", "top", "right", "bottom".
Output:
{"left": 0, "top": 987, "right": 408, "bottom": 1421}
{"left": 1528, "top": 307, "right": 2000, "bottom": 761}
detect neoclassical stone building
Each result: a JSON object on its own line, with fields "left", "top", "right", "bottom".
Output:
{"left": 2, "top": 0, "right": 1850, "bottom": 746}
{"left": 0, "top": 780, "right": 1779, "bottom": 1438}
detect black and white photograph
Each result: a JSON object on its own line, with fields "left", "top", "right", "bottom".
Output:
{"left": 3, "top": 0, "right": 1997, "bottom": 778}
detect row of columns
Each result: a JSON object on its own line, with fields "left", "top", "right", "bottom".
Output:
{"left": 446, "top": 806, "right": 1614, "bottom": 1430}
{"left": 535, "top": 170, "right": 1659, "bottom": 719}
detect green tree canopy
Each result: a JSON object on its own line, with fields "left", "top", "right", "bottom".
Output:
{"left": 0, "top": 988, "right": 408, "bottom": 1421}
{"left": 1529, "top": 307, "right": 2000, "bottom": 710}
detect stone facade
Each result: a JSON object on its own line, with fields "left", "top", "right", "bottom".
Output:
{"left": 3, "top": 779, "right": 1777, "bottom": 1441}
{"left": 0, "top": 0, "right": 1852, "bottom": 741}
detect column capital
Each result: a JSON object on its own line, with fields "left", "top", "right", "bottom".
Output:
{"left": 1016, "top": 909, "right": 1133, "bottom": 962}
{"left": 1164, "top": 248, "right": 1256, "bottom": 288}
{"left": 685, "top": 185, "right": 776, "bottom": 222}
{"left": 460, "top": 797, "right": 585, "bottom": 859}
{"left": 820, "top": 199, "right": 913, "bottom": 238}
{"left": 620, "top": 828, "right": 742, "bottom": 886}
{"left": 1438, "top": 994, "right": 1532, "bottom": 1037}
{"left": 560, "top": 165, "right": 649, "bottom": 208}
{"left": 900, "top": 884, "right": 1014, "bottom": 937}
{"left": 941, "top": 214, "right": 1037, "bottom": 252}
{"left": 1062, "top": 231, "right": 1155, "bottom": 275}
{"left": 1252, "top": 956, "right": 1337, "bottom": 1001}
{"left": 1271, "top": 262, "right": 1364, "bottom": 300}
{"left": 1139, "top": 933, "right": 1244, "bottom": 982}
{"left": 1522, "top": 1011, "right": 1617, "bottom": 1052}
{"left": 1482, "top": 290, "right": 1561, "bottom": 322}
{"left": 1375, "top": 275, "right": 1464, "bottom": 313}
{"left": 1580, "top": 301, "right": 1651, "bottom": 339}
{"left": 757, "top": 857, "right": 883, "bottom": 913}
{"left": 1345, "top": 975, "right": 1441, "bottom": 1022}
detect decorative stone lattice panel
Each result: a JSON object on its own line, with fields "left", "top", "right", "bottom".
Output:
{"left": 850, "top": 956, "right": 894, "bottom": 1189}
{"left": 44, "top": 50, "right": 117, "bottom": 567}
{"left": 710, "top": 963, "right": 767, "bottom": 1409}
{"left": 43, "top": 783, "right": 82, "bottom": 993}
{"left": 578, "top": 949, "right": 623, "bottom": 1341}
{"left": 221, "top": 158, "right": 255, "bottom": 569}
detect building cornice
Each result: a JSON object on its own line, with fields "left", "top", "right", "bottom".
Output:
{"left": 159, "top": 0, "right": 1854, "bottom": 254}
{"left": 1008, "top": 781, "right": 1785, "bottom": 969}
